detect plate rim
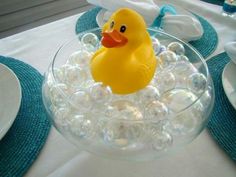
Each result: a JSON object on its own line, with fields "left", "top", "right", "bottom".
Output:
{"left": 0, "top": 63, "right": 22, "bottom": 140}
{"left": 222, "top": 61, "right": 236, "bottom": 110}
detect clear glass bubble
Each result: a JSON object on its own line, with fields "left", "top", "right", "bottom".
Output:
{"left": 69, "top": 114, "right": 95, "bottom": 138}
{"left": 172, "top": 61, "right": 198, "bottom": 88}
{"left": 136, "top": 85, "right": 160, "bottom": 105}
{"left": 106, "top": 100, "right": 143, "bottom": 120}
{"left": 83, "top": 44, "right": 97, "bottom": 53}
{"left": 90, "top": 83, "right": 112, "bottom": 103}
{"left": 167, "top": 42, "right": 185, "bottom": 56}
{"left": 44, "top": 73, "right": 54, "bottom": 97}
{"left": 177, "top": 55, "right": 189, "bottom": 62}
{"left": 79, "top": 79, "right": 95, "bottom": 90}
{"left": 159, "top": 51, "right": 177, "bottom": 69}
{"left": 103, "top": 121, "right": 143, "bottom": 148}
{"left": 145, "top": 101, "right": 169, "bottom": 120}
{"left": 105, "top": 105, "right": 120, "bottom": 119}
{"left": 54, "top": 106, "right": 72, "bottom": 129}
{"left": 67, "top": 50, "right": 92, "bottom": 67}
{"left": 81, "top": 33, "right": 99, "bottom": 48}
{"left": 165, "top": 110, "right": 201, "bottom": 135}
{"left": 153, "top": 72, "right": 176, "bottom": 94}
{"left": 64, "top": 65, "right": 87, "bottom": 87}
{"left": 103, "top": 101, "right": 144, "bottom": 147}
{"left": 186, "top": 73, "right": 207, "bottom": 95}
{"left": 53, "top": 67, "right": 66, "bottom": 83}
{"left": 157, "top": 45, "right": 167, "bottom": 55}
{"left": 191, "top": 100, "right": 204, "bottom": 120}
{"left": 151, "top": 37, "right": 161, "bottom": 54}
{"left": 49, "top": 83, "right": 68, "bottom": 107}
{"left": 173, "top": 61, "right": 197, "bottom": 76}
{"left": 161, "top": 89, "right": 198, "bottom": 112}
{"left": 70, "top": 90, "right": 92, "bottom": 112}
{"left": 151, "top": 131, "right": 173, "bottom": 151}
{"left": 200, "top": 88, "right": 212, "bottom": 108}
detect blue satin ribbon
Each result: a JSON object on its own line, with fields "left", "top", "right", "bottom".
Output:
{"left": 151, "top": 5, "right": 177, "bottom": 28}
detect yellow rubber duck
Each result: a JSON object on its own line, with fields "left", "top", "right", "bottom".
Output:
{"left": 90, "top": 8, "right": 157, "bottom": 94}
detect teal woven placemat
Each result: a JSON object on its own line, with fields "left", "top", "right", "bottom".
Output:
{"left": 207, "top": 52, "right": 236, "bottom": 161}
{"left": 0, "top": 56, "right": 51, "bottom": 177}
{"left": 189, "top": 14, "right": 218, "bottom": 59}
{"left": 201, "top": 0, "right": 224, "bottom": 6}
{"left": 75, "top": 7, "right": 218, "bottom": 59}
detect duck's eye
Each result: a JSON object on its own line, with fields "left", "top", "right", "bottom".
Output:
{"left": 120, "top": 25, "right": 126, "bottom": 33}
{"left": 110, "top": 21, "right": 114, "bottom": 29}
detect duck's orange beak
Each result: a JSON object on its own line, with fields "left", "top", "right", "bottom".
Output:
{"left": 101, "top": 30, "right": 128, "bottom": 48}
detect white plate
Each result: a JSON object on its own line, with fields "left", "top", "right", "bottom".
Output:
{"left": 222, "top": 61, "right": 236, "bottom": 110}
{"left": 96, "top": 4, "right": 199, "bottom": 27}
{"left": 0, "top": 64, "right": 21, "bottom": 140}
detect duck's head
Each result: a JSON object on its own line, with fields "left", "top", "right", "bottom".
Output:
{"left": 101, "top": 8, "right": 147, "bottom": 49}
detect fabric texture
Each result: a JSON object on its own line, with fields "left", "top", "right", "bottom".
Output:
{"left": 75, "top": 7, "right": 218, "bottom": 58}
{"left": 207, "top": 52, "right": 236, "bottom": 161}
{"left": 0, "top": 56, "right": 51, "bottom": 177}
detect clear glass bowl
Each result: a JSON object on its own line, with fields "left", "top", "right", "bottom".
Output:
{"left": 42, "top": 28, "right": 215, "bottom": 161}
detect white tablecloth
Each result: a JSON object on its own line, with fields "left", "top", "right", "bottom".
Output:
{"left": 0, "top": 0, "right": 236, "bottom": 177}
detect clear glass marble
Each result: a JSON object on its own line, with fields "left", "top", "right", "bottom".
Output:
{"left": 64, "top": 65, "right": 88, "bottom": 87}
{"left": 167, "top": 42, "right": 185, "bottom": 55}
{"left": 136, "top": 85, "right": 160, "bottom": 105}
{"left": 153, "top": 72, "right": 176, "bottom": 94}
{"left": 186, "top": 73, "right": 207, "bottom": 95}
{"left": 67, "top": 50, "right": 92, "bottom": 67}
{"left": 151, "top": 37, "right": 161, "bottom": 54}
{"left": 69, "top": 114, "right": 95, "bottom": 138}
{"left": 90, "top": 83, "right": 112, "bottom": 103}
{"left": 145, "top": 101, "right": 169, "bottom": 120}
{"left": 81, "top": 32, "right": 99, "bottom": 48}
{"left": 159, "top": 51, "right": 177, "bottom": 70}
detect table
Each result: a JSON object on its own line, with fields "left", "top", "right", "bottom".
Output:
{"left": 0, "top": 0, "right": 236, "bottom": 177}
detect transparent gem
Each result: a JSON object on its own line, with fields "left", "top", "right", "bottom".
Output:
{"left": 103, "top": 121, "right": 143, "bottom": 148}
{"left": 70, "top": 90, "right": 92, "bottom": 112}
{"left": 199, "top": 88, "right": 212, "bottom": 108}
{"left": 152, "top": 131, "right": 173, "bottom": 151}
{"left": 153, "top": 72, "right": 176, "bottom": 94}
{"left": 64, "top": 65, "right": 87, "bottom": 87}
{"left": 69, "top": 114, "right": 94, "bottom": 138}
{"left": 49, "top": 83, "right": 68, "bottom": 107}
{"left": 158, "top": 45, "right": 167, "bottom": 55}
{"left": 90, "top": 83, "right": 112, "bottom": 103}
{"left": 53, "top": 67, "right": 66, "bottom": 83}
{"left": 145, "top": 101, "right": 169, "bottom": 120}
{"left": 165, "top": 109, "right": 201, "bottom": 135}
{"left": 161, "top": 89, "right": 198, "bottom": 112}
{"left": 136, "top": 85, "right": 160, "bottom": 105}
{"left": 106, "top": 100, "right": 143, "bottom": 120}
{"left": 186, "top": 73, "right": 207, "bottom": 95}
{"left": 83, "top": 44, "right": 96, "bottom": 53}
{"left": 172, "top": 61, "right": 198, "bottom": 88}
{"left": 67, "top": 50, "right": 92, "bottom": 67}
{"left": 159, "top": 51, "right": 177, "bottom": 70}
{"left": 151, "top": 37, "right": 161, "bottom": 54}
{"left": 167, "top": 42, "right": 185, "bottom": 55}
{"left": 177, "top": 55, "right": 189, "bottom": 62}
{"left": 81, "top": 33, "right": 99, "bottom": 48}
{"left": 54, "top": 106, "right": 72, "bottom": 129}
